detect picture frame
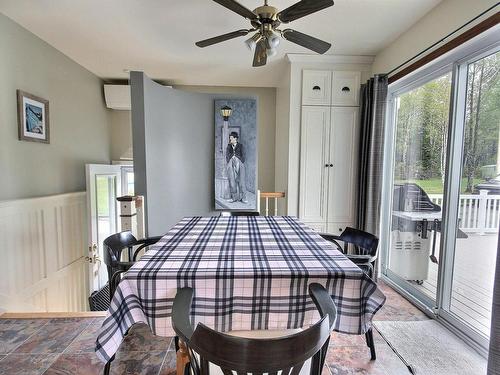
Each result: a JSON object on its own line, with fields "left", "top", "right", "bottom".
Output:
{"left": 17, "top": 90, "right": 50, "bottom": 144}
{"left": 214, "top": 99, "right": 258, "bottom": 211}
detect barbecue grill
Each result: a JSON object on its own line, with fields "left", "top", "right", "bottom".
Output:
{"left": 390, "top": 183, "right": 441, "bottom": 283}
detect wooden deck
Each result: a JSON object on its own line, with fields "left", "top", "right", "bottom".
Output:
{"left": 409, "top": 232, "right": 496, "bottom": 337}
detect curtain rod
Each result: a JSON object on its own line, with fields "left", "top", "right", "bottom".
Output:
{"left": 386, "top": 3, "right": 499, "bottom": 77}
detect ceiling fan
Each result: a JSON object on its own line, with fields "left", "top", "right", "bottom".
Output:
{"left": 195, "top": 0, "right": 334, "bottom": 67}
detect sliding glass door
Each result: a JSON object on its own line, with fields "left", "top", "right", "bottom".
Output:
{"left": 381, "top": 33, "right": 500, "bottom": 351}
{"left": 386, "top": 71, "right": 452, "bottom": 307}
{"left": 440, "top": 50, "right": 500, "bottom": 343}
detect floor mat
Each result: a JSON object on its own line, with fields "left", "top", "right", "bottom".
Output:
{"left": 374, "top": 320, "right": 487, "bottom": 375}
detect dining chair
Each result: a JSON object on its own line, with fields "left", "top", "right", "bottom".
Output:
{"left": 320, "top": 227, "right": 379, "bottom": 279}
{"left": 171, "top": 283, "right": 337, "bottom": 375}
{"left": 103, "top": 231, "right": 162, "bottom": 301}
{"left": 319, "top": 227, "right": 379, "bottom": 360}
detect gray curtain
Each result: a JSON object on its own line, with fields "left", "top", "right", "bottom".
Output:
{"left": 356, "top": 75, "right": 388, "bottom": 237}
{"left": 488, "top": 230, "right": 500, "bottom": 374}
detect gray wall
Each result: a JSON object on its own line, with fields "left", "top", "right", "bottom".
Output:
{"left": 179, "top": 85, "right": 276, "bottom": 194}
{"left": 131, "top": 72, "right": 218, "bottom": 235}
{"left": 0, "top": 13, "right": 111, "bottom": 200}
{"left": 110, "top": 86, "right": 277, "bottom": 191}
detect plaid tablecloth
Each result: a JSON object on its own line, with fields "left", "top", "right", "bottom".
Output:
{"left": 95, "top": 216, "right": 386, "bottom": 362}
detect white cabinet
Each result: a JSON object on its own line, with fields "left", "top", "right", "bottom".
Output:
{"left": 299, "top": 106, "right": 359, "bottom": 233}
{"left": 332, "top": 71, "right": 361, "bottom": 106}
{"left": 302, "top": 70, "right": 361, "bottom": 107}
{"left": 299, "top": 106, "right": 330, "bottom": 223}
{"left": 302, "top": 70, "right": 332, "bottom": 106}
{"left": 327, "top": 107, "right": 358, "bottom": 224}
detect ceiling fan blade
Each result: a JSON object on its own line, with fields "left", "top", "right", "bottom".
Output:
{"left": 277, "top": 0, "right": 334, "bottom": 23}
{"left": 195, "top": 29, "right": 250, "bottom": 47}
{"left": 282, "top": 29, "right": 331, "bottom": 54}
{"left": 252, "top": 41, "right": 267, "bottom": 67}
{"left": 212, "top": 0, "right": 258, "bottom": 20}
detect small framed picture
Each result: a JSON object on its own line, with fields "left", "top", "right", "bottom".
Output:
{"left": 17, "top": 90, "right": 50, "bottom": 143}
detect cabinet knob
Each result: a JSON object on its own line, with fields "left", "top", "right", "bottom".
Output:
{"left": 329, "top": 164, "right": 333, "bottom": 167}
{"left": 325, "top": 164, "right": 329, "bottom": 167}
{"left": 341, "top": 86, "right": 350, "bottom": 92}
{"left": 313, "top": 85, "right": 321, "bottom": 91}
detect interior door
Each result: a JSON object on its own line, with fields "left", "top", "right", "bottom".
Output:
{"left": 86, "top": 164, "right": 122, "bottom": 293}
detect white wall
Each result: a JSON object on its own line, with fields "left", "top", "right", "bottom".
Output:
{"left": 372, "top": 0, "right": 499, "bottom": 74}
{"left": 0, "top": 193, "right": 88, "bottom": 312}
{"left": 0, "top": 13, "right": 112, "bottom": 200}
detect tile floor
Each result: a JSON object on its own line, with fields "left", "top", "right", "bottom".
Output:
{"left": 0, "top": 280, "right": 429, "bottom": 375}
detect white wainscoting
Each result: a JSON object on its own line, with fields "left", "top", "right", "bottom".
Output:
{"left": 0, "top": 192, "right": 89, "bottom": 312}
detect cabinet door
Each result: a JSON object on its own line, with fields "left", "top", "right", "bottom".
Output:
{"left": 302, "top": 70, "right": 332, "bottom": 106}
{"left": 332, "top": 71, "right": 361, "bottom": 106}
{"left": 327, "top": 107, "right": 359, "bottom": 224}
{"left": 299, "top": 106, "right": 330, "bottom": 223}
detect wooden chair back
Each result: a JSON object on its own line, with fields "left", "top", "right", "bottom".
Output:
{"left": 172, "top": 284, "right": 336, "bottom": 375}
{"left": 188, "top": 317, "right": 330, "bottom": 375}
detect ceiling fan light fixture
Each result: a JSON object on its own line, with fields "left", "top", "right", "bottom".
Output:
{"left": 244, "top": 33, "right": 262, "bottom": 51}
{"left": 266, "top": 47, "right": 277, "bottom": 58}
{"left": 266, "top": 32, "right": 280, "bottom": 49}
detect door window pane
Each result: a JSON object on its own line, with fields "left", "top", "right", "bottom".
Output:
{"left": 449, "top": 51, "right": 500, "bottom": 337}
{"left": 389, "top": 72, "right": 452, "bottom": 301}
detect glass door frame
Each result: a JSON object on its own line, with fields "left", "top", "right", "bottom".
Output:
{"left": 380, "top": 26, "right": 500, "bottom": 355}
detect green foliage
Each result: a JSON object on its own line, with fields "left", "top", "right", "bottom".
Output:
{"left": 394, "top": 51, "right": 500, "bottom": 193}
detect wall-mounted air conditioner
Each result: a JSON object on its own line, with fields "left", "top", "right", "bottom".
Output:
{"left": 104, "top": 85, "right": 130, "bottom": 110}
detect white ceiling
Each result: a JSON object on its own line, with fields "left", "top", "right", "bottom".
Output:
{"left": 0, "top": 0, "right": 441, "bottom": 87}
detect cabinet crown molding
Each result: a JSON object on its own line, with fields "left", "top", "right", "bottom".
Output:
{"left": 286, "top": 54, "right": 374, "bottom": 65}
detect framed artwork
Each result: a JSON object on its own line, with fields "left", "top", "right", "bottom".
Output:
{"left": 17, "top": 90, "right": 50, "bottom": 143}
{"left": 214, "top": 99, "right": 258, "bottom": 211}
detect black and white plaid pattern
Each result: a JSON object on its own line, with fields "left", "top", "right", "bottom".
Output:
{"left": 95, "top": 216, "right": 386, "bottom": 362}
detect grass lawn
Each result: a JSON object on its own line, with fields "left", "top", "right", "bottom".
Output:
{"left": 397, "top": 177, "right": 482, "bottom": 194}
{"left": 96, "top": 176, "right": 111, "bottom": 217}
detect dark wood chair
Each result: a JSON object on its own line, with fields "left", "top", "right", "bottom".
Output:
{"left": 103, "top": 231, "right": 162, "bottom": 301}
{"left": 172, "top": 283, "right": 337, "bottom": 375}
{"left": 320, "top": 227, "right": 379, "bottom": 360}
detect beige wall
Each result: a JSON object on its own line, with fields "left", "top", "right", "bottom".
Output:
{"left": 110, "top": 110, "right": 133, "bottom": 160}
{"left": 372, "top": 0, "right": 498, "bottom": 74}
{"left": 0, "top": 13, "right": 111, "bottom": 200}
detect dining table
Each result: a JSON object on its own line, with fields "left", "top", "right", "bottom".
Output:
{"left": 95, "top": 215, "right": 386, "bottom": 365}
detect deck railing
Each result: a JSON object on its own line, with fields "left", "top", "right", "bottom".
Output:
{"left": 428, "top": 190, "right": 500, "bottom": 233}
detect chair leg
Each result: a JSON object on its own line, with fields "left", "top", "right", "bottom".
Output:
{"left": 365, "top": 328, "right": 376, "bottom": 360}
{"left": 103, "top": 355, "right": 114, "bottom": 375}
